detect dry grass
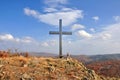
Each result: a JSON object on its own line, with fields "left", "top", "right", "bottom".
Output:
{"left": 0, "top": 50, "right": 120, "bottom": 80}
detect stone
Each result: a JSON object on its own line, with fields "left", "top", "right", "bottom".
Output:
{"left": 0, "top": 65, "right": 3, "bottom": 68}
{"left": 23, "top": 64, "right": 28, "bottom": 67}
{"left": 22, "top": 73, "right": 30, "bottom": 79}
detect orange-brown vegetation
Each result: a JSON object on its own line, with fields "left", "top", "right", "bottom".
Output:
{"left": 86, "top": 60, "right": 120, "bottom": 78}
{"left": 0, "top": 54, "right": 102, "bottom": 80}
{"left": 0, "top": 51, "right": 9, "bottom": 57}
{"left": 0, "top": 50, "right": 29, "bottom": 58}
{"left": 0, "top": 50, "right": 120, "bottom": 80}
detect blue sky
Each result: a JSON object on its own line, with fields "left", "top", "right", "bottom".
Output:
{"left": 0, "top": 0, "right": 120, "bottom": 55}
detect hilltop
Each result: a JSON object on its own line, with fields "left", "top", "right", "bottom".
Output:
{"left": 0, "top": 56, "right": 100, "bottom": 80}
{"left": 0, "top": 51, "right": 120, "bottom": 80}
{"left": 0, "top": 56, "right": 120, "bottom": 80}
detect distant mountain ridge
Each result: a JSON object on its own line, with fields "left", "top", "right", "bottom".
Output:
{"left": 89, "top": 53, "right": 120, "bottom": 61}
{"left": 71, "top": 54, "right": 120, "bottom": 63}
{"left": 71, "top": 54, "right": 120, "bottom": 78}
{"left": 29, "top": 52, "right": 120, "bottom": 62}
{"left": 28, "top": 52, "right": 120, "bottom": 64}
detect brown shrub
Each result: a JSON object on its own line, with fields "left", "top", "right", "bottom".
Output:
{"left": 0, "top": 51, "right": 9, "bottom": 58}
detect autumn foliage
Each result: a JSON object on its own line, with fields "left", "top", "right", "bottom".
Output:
{"left": 0, "top": 51, "right": 9, "bottom": 57}
{"left": 0, "top": 50, "right": 29, "bottom": 58}
{"left": 86, "top": 60, "right": 120, "bottom": 78}
{"left": 0, "top": 50, "right": 120, "bottom": 79}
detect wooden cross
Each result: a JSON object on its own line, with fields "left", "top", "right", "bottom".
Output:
{"left": 49, "top": 19, "right": 72, "bottom": 58}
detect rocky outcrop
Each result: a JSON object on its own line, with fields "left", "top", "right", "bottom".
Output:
{"left": 0, "top": 56, "right": 120, "bottom": 80}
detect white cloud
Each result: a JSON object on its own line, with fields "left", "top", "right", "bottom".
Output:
{"left": 1, "top": 22, "right": 120, "bottom": 55}
{"left": 62, "top": 23, "right": 120, "bottom": 55}
{"left": 0, "top": 34, "right": 14, "bottom": 41}
{"left": 68, "top": 41, "right": 72, "bottom": 44}
{"left": 24, "top": 7, "right": 83, "bottom": 26}
{"left": 113, "top": 16, "right": 120, "bottom": 22}
{"left": 0, "top": 34, "right": 40, "bottom": 52}
{"left": 71, "top": 24, "right": 85, "bottom": 31}
{"left": 77, "top": 30, "right": 92, "bottom": 38}
{"left": 21, "top": 37, "right": 34, "bottom": 43}
{"left": 22, "top": 1, "right": 120, "bottom": 54}
{"left": 90, "top": 28, "right": 95, "bottom": 32}
{"left": 45, "top": 0, "right": 68, "bottom": 5}
{"left": 24, "top": 8, "right": 39, "bottom": 17}
{"left": 49, "top": 40, "right": 58, "bottom": 46}
{"left": 61, "top": 8, "right": 73, "bottom": 11}
{"left": 41, "top": 40, "right": 58, "bottom": 47}
{"left": 0, "top": 34, "right": 34, "bottom": 43}
{"left": 99, "top": 23, "right": 120, "bottom": 41}
{"left": 44, "top": 8, "right": 58, "bottom": 12}
{"left": 92, "top": 16, "right": 99, "bottom": 21}
{"left": 15, "top": 38, "right": 20, "bottom": 42}
{"left": 41, "top": 42, "right": 49, "bottom": 47}
{"left": 100, "top": 33, "right": 112, "bottom": 40}
{"left": 44, "top": 0, "right": 68, "bottom": 8}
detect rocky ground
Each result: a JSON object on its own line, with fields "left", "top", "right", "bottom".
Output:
{"left": 0, "top": 56, "right": 120, "bottom": 80}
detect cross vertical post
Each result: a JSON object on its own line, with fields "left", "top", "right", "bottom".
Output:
{"left": 49, "top": 19, "right": 72, "bottom": 58}
{"left": 59, "top": 19, "right": 62, "bottom": 58}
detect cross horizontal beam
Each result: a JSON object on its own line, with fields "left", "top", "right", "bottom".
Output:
{"left": 49, "top": 31, "right": 72, "bottom": 35}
